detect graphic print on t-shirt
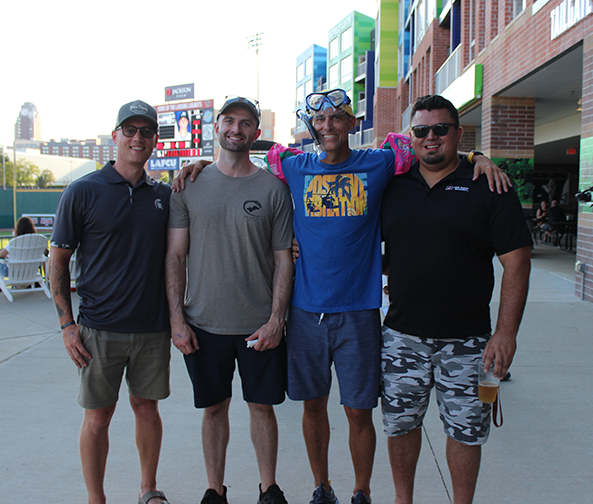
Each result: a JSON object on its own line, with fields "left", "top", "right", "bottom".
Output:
{"left": 304, "top": 173, "right": 368, "bottom": 217}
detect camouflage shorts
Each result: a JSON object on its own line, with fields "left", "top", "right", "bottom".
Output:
{"left": 381, "top": 327, "right": 492, "bottom": 446}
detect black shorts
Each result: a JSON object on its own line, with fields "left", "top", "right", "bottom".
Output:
{"left": 184, "top": 325, "right": 286, "bottom": 408}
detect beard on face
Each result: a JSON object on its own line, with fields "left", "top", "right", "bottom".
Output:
{"left": 219, "top": 134, "right": 251, "bottom": 152}
{"left": 421, "top": 152, "right": 445, "bottom": 165}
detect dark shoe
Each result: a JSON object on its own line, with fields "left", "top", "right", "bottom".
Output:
{"left": 351, "top": 491, "right": 371, "bottom": 504}
{"left": 309, "top": 484, "right": 339, "bottom": 504}
{"left": 258, "top": 484, "right": 288, "bottom": 504}
{"left": 201, "top": 486, "right": 228, "bottom": 504}
{"left": 502, "top": 371, "right": 511, "bottom": 381}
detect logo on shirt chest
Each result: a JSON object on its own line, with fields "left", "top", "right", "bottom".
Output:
{"left": 445, "top": 185, "right": 469, "bottom": 192}
{"left": 243, "top": 200, "right": 262, "bottom": 217}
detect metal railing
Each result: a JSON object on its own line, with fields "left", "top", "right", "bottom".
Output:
{"left": 401, "top": 103, "right": 413, "bottom": 132}
{"left": 435, "top": 45, "right": 462, "bottom": 95}
{"left": 362, "top": 128, "right": 374, "bottom": 145}
{"left": 356, "top": 99, "right": 366, "bottom": 115}
{"left": 356, "top": 62, "right": 366, "bottom": 79}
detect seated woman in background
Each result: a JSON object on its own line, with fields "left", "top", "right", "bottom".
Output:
{"left": 0, "top": 216, "right": 40, "bottom": 277}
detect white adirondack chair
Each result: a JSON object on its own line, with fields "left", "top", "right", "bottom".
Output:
{"left": 0, "top": 234, "right": 51, "bottom": 302}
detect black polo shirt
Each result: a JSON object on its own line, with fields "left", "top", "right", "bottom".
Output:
{"left": 51, "top": 162, "right": 171, "bottom": 332}
{"left": 381, "top": 158, "right": 532, "bottom": 339}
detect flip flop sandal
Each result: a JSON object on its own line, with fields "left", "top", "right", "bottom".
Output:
{"left": 139, "top": 490, "right": 170, "bottom": 504}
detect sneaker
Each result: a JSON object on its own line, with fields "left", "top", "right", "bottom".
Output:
{"left": 309, "top": 484, "right": 339, "bottom": 504}
{"left": 258, "top": 483, "right": 288, "bottom": 504}
{"left": 351, "top": 491, "right": 371, "bottom": 504}
{"left": 201, "top": 486, "right": 228, "bottom": 504}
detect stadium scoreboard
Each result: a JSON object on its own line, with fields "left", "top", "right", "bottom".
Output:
{"left": 150, "top": 100, "right": 214, "bottom": 171}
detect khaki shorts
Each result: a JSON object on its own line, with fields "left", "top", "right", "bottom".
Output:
{"left": 78, "top": 326, "right": 171, "bottom": 409}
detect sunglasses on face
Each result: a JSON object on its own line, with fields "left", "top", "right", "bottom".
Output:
{"left": 116, "top": 125, "right": 157, "bottom": 138}
{"left": 410, "top": 123, "right": 456, "bottom": 138}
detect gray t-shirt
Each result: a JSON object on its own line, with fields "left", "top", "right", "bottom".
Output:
{"left": 168, "top": 164, "right": 293, "bottom": 334}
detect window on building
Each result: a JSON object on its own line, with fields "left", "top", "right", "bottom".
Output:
{"left": 340, "top": 55, "right": 353, "bottom": 83}
{"left": 305, "top": 79, "right": 313, "bottom": 97}
{"left": 263, "top": 128, "right": 272, "bottom": 138}
{"left": 329, "top": 64, "right": 339, "bottom": 88}
{"left": 305, "top": 57, "right": 313, "bottom": 76}
{"left": 513, "top": 0, "right": 525, "bottom": 18}
{"left": 296, "top": 63, "right": 304, "bottom": 82}
{"left": 296, "top": 84, "right": 304, "bottom": 105}
{"left": 341, "top": 27, "right": 352, "bottom": 51}
{"left": 329, "top": 37, "right": 339, "bottom": 59}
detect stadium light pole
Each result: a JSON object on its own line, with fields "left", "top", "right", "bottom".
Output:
{"left": 247, "top": 32, "right": 264, "bottom": 103}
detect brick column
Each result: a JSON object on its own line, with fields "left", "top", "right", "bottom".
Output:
{"left": 373, "top": 87, "right": 399, "bottom": 147}
{"left": 576, "top": 34, "right": 593, "bottom": 303}
{"left": 481, "top": 97, "right": 535, "bottom": 209}
{"left": 481, "top": 96, "right": 535, "bottom": 158}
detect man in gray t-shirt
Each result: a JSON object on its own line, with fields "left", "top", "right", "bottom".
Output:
{"left": 165, "top": 97, "right": 294, "bottom": 504}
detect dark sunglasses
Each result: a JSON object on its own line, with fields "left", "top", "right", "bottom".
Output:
{"left": 411, "top": 123, "right": 456, "bottom": 138}
{"left": 116, "top": 125, "right": 157, "bottom": 138}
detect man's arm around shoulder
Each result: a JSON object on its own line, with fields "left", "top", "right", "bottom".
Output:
{"left": 483, "top": 245, "right": 531, "bottom": 378}
{"left": 165, "top": 227, "right": 199, "bottom": 354}
{"left": 247, "top": 248, "right": 294, "bottom": 351}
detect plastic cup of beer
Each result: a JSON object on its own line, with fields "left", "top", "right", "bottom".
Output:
{"left": 478, "top": 360, "right": 500, "bottom": 404}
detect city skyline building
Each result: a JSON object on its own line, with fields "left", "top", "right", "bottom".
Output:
{"left": 14, "top": 102, "right": 42, "bottom": 142}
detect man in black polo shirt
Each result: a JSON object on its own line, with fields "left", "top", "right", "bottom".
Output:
{"left": 49, "top": 100, "right": 172, "bottom": 504}
{"left": 380, "top": 95, "right": 531, "bottom": 504}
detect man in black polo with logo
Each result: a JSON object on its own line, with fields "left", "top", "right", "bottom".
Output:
{"left": 50, "top": 100, "right": 172, "bottom": 504}
{"left": 380, "top": 95, "right": 531, "bottom": 504}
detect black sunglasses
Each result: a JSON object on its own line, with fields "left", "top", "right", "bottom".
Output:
{"left": 116, "top": 125, "right": 157, "bottom": 138}
{"left": 411, "top": 123, "right": 456, "bottom": 138}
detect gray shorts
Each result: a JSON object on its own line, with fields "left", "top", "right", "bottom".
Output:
{"left": 78, "top": 326, "right": 171, "bottom": 409}
{"left": 381, "top": 327, "right": 491, "bottom": 446}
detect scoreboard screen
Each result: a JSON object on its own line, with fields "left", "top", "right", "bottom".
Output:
{"left": 151, "top": 100, "right": 215, "bottom": 170}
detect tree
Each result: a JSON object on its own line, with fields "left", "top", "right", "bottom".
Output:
{"left": 36, "top": 169, "right": 55, "bottom": 188}
{"left": 1, "top": 156, "right": 42, "bottom": 187}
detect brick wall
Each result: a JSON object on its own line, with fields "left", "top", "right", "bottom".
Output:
{"left": 373, "top": 87, "right": 399, "bottom": 147}
{"left": 575, "top": 33, "right": 593, "bottom": 302}
{"left": 482, "top": 96, "right": 535, "bottom": 158}
{"left": 459, "top": 126, "right": 476, "bottom": 152}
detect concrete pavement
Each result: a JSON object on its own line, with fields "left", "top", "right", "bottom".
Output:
{"left": 1, "top": 243, "right": 592, "bottom": 503}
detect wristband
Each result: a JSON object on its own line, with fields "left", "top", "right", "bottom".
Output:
{"left": 60, "top": 320, "right": 76, "bottom": 330}
{"left": 468, "top": 150, "right": 483, "bottom": 164}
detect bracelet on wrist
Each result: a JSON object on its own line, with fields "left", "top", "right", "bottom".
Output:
{"left": 468, "top": 150, "right": 484, "bottom": 164}
{"left": 60, "top": 320, "right": 76, "bottom": 330}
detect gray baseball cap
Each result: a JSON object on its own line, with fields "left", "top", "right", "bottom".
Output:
{"left": 217, "top": 96, "right": 260, "bottom": 125}
{"left": 115, "top": 100, "right": 158, "bottom": 130}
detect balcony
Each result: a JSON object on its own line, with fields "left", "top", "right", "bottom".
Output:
{"left": 401, "top": 103, "right": 413, "bottom": 133}
{"left": 355, "top": 98, "right": 367, "bottom": 118}
{"left": 348, "top": 128, "right": 374, "bottom": 149}
{"left": 435, "top": 45, "right": 462, "bottom": 95}
{"left": 355, "top": 61, "right": 367, "bottom": 82}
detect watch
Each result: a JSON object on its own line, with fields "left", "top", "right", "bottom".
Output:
{"left": 60, "top": 320, "right": 76, "bottom": 330}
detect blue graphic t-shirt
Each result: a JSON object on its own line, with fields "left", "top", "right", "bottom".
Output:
{"left": 278, "top": 148, "right": 404, "bottom": 313}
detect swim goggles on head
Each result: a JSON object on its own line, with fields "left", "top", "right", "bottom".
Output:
{"left": 305, "top": 89, "right": 352, "bottom": 114}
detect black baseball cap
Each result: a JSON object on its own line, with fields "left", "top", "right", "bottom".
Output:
{"left": 217, "top": 96, "right": 260, "bottom": 125}
{"left": 115, "top": 100, "right": 158, "bottom": 130}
